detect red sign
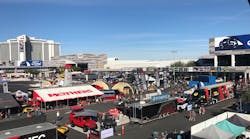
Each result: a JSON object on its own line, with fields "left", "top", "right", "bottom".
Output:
{"left": 48, "top": 90, "right": 93, "bottom": 97}
{"left": 65, "top": 64, "right": 72, "bottom": 69}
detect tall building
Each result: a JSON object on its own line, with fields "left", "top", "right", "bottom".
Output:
{"left": 48, "top": 53, "right": 107, "bottom": 70}
{"left": 0, "top": 35, "right": 60, "bottom": 66}
{"left": 209, "top": 34, "right": 250, "bottom": 67}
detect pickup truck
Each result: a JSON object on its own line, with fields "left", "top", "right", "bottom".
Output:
{"left": 69, "top": 106, "right": 98, "bottom": 132}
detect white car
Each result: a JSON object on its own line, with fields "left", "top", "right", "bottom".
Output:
{"left": 177, "top": 103, "right": 188, "bottom": 111}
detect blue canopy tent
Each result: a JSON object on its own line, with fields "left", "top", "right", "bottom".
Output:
{"left": 216, "top": 120, "right": 246, "bottom": 137}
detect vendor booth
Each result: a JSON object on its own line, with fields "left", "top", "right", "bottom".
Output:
{"left": 111, "top": 82, "right": 134, "bottom": 95}
{"left": 32, "top": 85, "right": 104, "bottom": 110}
{"left": 0, "top": 93, "right": 20, "bottom": 115}
{"left": 192, "top": 125, "right": 235, "bottom": 139}
{"left": 191, "top": 112, "right": 250, "bottom": 138}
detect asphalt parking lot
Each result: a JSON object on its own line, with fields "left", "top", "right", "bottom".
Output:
{"left": 43, "top": 98, "right": 235, "bottom": 139}
{"left": 1, "top": 81, "right": 238, "bottom": 139}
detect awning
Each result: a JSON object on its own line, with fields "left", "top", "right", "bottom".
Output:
{"left": 0, "top": 93, "right": 20, "bottom": 109}
{"left": 184, "top": 87, "right": 195, "bottom": 95}
{"left": 216, "top": 120, "right": 246, "bottom": 137}
{"left": 74, "top": 109, "right": 98, "bottom": 117}
{"left": 33, "top": 85, "right": 104, "bottom": 102}
{"left": 192, "top": 125, "right": 235, "bottom": 139}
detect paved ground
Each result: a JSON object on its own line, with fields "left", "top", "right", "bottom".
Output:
{"left": 44, "top": 99, "right": 235, "bottom": 139}
{"left": 1, "top": 81, "right": 239, "bottom": 139}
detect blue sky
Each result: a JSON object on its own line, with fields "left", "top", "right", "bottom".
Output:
{"left": 0, "top": 0, "right": 250, "bottom": 60}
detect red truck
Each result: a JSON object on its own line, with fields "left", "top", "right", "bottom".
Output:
{"left": 69, "top": 106, "right": 98, "bottom": 132}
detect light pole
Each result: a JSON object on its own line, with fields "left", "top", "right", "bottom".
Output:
{"left": 171, "top": 50, "right": 177, "bottom": 84}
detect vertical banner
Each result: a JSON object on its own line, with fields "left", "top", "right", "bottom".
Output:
{"left": 163, "top": 68, "right": 168, "bottom": 90}
{"left": 155, "top": 68, "right": 160, "bottom": 88}
{"left": 3, "top": 82, "right": 8, "bottom": 93}
{"left": 134, "top": 71, "right": 140, "bottom": 94}
{"left": 17, "top": 35, "right": 26, "bottom": 52}
{"left": 140, "top": 71, "right": 147, "bottom": 91}
{"left": 64, "top": 69, "right": 72, "bottom": 86}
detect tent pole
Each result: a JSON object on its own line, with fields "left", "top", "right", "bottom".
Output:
{"left": 40, "top": 101, "right": 42, "bottom": 111}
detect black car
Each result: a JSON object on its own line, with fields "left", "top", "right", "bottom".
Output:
{"left": 219, "top": 38, "right": 238, "bottom": 50}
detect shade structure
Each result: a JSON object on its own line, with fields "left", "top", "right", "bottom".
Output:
{"left": 216, "top": 120, "right": 246, "bottom": 137}
{"left": 92, "top": 80, "right": 110, "bottom": 90}
{"left": 192, "top": 125, "right": 235, "bottom": 139}
{"left": 33, "top": 85, "right": 104, "bottom": 102}
{"left": 227, "top": 114, "right": 250, "bottom": 127}
{"left": 111, "top": 82, "right": 134, "bottom": 94}
{"left": 184, "top": 87, "right": 195, "bottom": 95}
{"left": 0, "top": 93, "right": 20, "bottom": 109}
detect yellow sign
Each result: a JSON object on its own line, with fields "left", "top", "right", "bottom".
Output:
{"left": 213, "top": 91, "right": 219, "bottom": 96}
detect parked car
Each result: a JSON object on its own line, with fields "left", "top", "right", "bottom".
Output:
{"left": 69, "top": 106, "right": 98, "bottom": 132}
{"left": 57, "top": 125, "right": 69, "bottom": 139}
{"left": 22, "top": 107, "right": 35, "bottom": 113}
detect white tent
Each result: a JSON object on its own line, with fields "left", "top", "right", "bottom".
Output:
{"left": 184, "top": 87, "right": 195, "bottom": 95}
{"left": 33, "top": 85, "right": 104, "bottom": 102}
{"left": 15, "top": 90, "right": 28, "bottom": 98}
{"left": 192, "top": 125, "right": 235, "bottom": 139}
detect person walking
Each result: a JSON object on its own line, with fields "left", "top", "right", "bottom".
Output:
{"left": 56, "top": 111, "right": 60, "bottom": 120}
{"left": 192, "top": 110, "right": 196, "bottom": 121}
{"left": 189, "top": 111, "right": 192, "bottom": 121}
{"left": 199, "top": 107, "right": 202, "bottom": 115}
{"left": 0, "top": 111, "right": 2, "bottom": 120}
{"left": 201, "top": 105, "right": 206, "bottom": 115}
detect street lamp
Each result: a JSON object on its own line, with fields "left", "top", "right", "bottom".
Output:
{"left": 170, "top": 50, "right": 178, "bottom": 84}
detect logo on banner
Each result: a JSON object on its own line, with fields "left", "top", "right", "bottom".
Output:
{"left": 18, "top": 40, "right": 25, "bottom": 52}
{"left": 247, "top": 40, "right": 250, "bottom": 46}
{"left": 48, "top": 90, "right": 93, "bottom": 97}
{"left": 26, "top": 134, "right": 46, "bottom": 139}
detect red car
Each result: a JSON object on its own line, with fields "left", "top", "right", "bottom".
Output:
{"left": 69, "top": 106, "right": 98, "bottom": 132}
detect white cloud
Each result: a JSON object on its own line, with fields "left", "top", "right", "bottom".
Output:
{"left": 201, "top": 9, "right": 250, "bottom": 26}
{"left": 0, "top": 0, "right": 102, "bottom": 6}
{"left": 110, "top": 33, "right": 176, "bottom": 40}
{"left": 114, "top": 39, "right": 207, "bottom": 46}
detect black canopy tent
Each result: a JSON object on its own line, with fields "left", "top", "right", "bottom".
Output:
{"left": 74, "top": 109, "right": 98, "bottom": 117}
{"left": 0, "top": 93, "right": 20, "bottom": 114}
{"left": 227, "top": 114, "right": 250, "bottom": 127}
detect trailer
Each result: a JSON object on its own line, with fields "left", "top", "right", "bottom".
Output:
{"left": 0, "top": 122, "right": 57, "bottom": 139}
{"left": 191, "top": 82, "right": 234, "bottom": 107}
{"left": 117, "top": 93, "right": 177, "bottom": 124}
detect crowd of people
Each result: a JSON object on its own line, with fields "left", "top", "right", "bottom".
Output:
{"left": 152, "top": 129, "right": 189, "bottom": 139}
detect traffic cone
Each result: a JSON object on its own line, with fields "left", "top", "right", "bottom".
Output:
{"left": 87, "top": 133, "right": 90, "bottom": 139}
{"left": 121, "top": 125, "right": 125, "bottom": 135}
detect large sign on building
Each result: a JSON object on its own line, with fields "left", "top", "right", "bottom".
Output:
{"left": 17, "top": 35, "right": 26, "bottom": 52}
{"left": 214, "top": 34, "right": 250, "bottom": 51}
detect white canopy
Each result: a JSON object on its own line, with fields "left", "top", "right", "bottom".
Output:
{"left": 184, "top": 87, "right": 195, "bottom": 95}
{"left": 33, "top": 85, "right": 104, "bottom": 102}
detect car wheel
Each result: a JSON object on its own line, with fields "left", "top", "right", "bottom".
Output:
{"left": 83, "top": 126, "right": 88, "bottom": 132}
